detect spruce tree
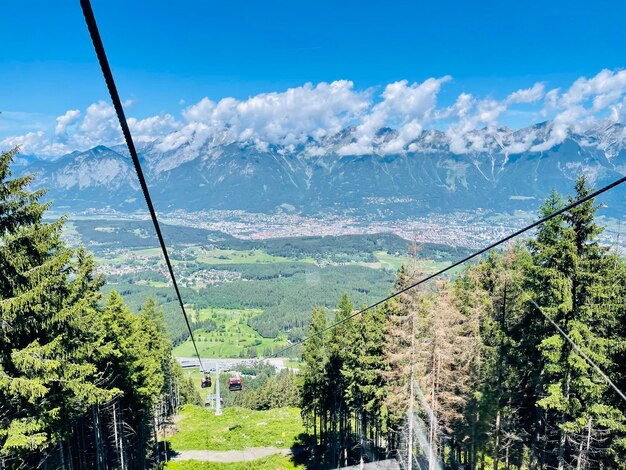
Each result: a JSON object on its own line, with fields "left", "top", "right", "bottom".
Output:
{"left": 140, "top": 298, "right": 175, "bottom": 412}
{"left": 609, "top": 252, "right": 626, "bottom": 467}
{"left": 326, "top": 294, "right": 353, "bottom": 464}
{"left": 0, "top": 148, "right": 114, "bottom": 463}
{"left": 342, "top": 302, "right": 387, "bottom": 465}
{"left": 301, "top": 306, "right": 329, "bottom": 446}
{"left": 458, "top": 249, "right": 528, "bottom": 469}
{"left": 529, "top": 176, "right": 626, "bottom": 469}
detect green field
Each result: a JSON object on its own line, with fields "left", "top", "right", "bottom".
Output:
{"left": 166, "top": 454, "right": 302, "bottom": 470}
{"left": 283, "top": 359, "right": 303, "bottom": 370}
{"left": 173, "top": 309, "right": 288, "bottom": 358}
{"left": 167, "top": 405, "right": 305, "bottom": 451}
{"left": 191, "top": 247, "right": 314, "bottom": 265}
{"left": 355, "top": 250, "right": 466, "bottom": 274}
{"left": 94, "top": 247, "right": 164, "bottom": 266}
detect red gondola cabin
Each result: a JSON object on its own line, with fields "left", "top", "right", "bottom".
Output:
{"left": 227, "top": 377, "right": 243, "bottom": 391}
{"left": 201, "top": 374, "right": 212, "bottom": 388}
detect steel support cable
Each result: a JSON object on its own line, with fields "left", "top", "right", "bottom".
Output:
{"left": 270, "top": 174, "right": 626, "bottom": 358}
{"left": 79, "top": 0, "right": 205, "bottom": 373}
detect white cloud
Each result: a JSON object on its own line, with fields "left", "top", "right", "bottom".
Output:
{"left": 182, "top": 97, "right": 215, "bottom": 122}
{"left": 55, "top": 109, "right": 81, "bottom": 137}
{"left": 128, "top": 114, "right": 180, "bottom": 143}
{"left": 338, "top": 77, "right": 450, "bottom": 155}
{"left": 506, "top": 83, "right": 545, "bottom": 104}
{"left": 1, "top": 131, "right": 68, "bottom": 156}
{"left": 168, "top": 81, "right": 371, "bottom": 153}
{"left": 531, "top": 69, "right": 626, "bottom": 152}
{"left": 541, "top": 88, "right": 561, "bottom": 117}
{"left": 4, "top": 70, "right": 626, "bottom": 158}
{"left": 65, "top": 101, "right": 123, "bottom": 150}
{"left": 610, "top": 97, "right": 626, "bottom": 123}
{"left": 445, "top": 97, "right": 509, "bottom": 153}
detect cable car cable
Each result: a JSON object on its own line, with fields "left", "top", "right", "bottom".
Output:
{"left": 79, "top": 0, "right": 206, "bottom": 374}
{"left": 269, "top": 173, "right": 626, "bottom": 358}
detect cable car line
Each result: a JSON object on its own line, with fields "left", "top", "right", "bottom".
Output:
{"left": 269, "top": 172, "right": 626, "bottom": 358}
{"left": 79, "top": 0, "right": 206, "bottom": 374}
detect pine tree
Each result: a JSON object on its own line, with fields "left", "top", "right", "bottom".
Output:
{"left": 96, "top": 291, "right": 169, "bottom": 467}
{"left": 0, "top": 148, "right": 114, "bottom": 464}
{"left": 529, "top": 176, "right": 626, "bottom": 469}
{"left": 417, "top": 281, "right": 479, "bottom": 469}
{"left": 140, "top": 298, "right": 176, "bottom": 413}
{"left": 459, "top": 249, "right": 528, "bottom": 469}
{"left": 301, "top": 306, "right": 329, "bottom": 447}
{"left": 326, "top": 294, "right": 353, "bottom": 465}
{"left": 0, "top": 148, "right": 183, "bottom": 468}
{"left": 342, "top": 302, "right": 387, "bottom": 465}
{"left": 608, "top": 252, "right": 626, "bottom": 468}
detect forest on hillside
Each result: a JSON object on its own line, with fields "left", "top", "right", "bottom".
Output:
{"left": 0, "top": 149, "right": 200, "bottom": 467}
{"left": 299, "top": 176, "right": 626, "bottom": 469}
{"left": 69, "top": 216, "right": 473, "bottom": 346}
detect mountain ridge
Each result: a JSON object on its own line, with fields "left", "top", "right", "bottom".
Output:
{"left": 14, "top": 121, "right": 626, "bottom": 217}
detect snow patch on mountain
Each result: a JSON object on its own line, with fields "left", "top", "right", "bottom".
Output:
{"left": 13, "top": 120, "right": 626, "bottom": 217}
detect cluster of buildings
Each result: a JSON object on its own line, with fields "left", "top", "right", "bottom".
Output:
{"left": 161, "top": 209, "right": 532, "bottom": 249}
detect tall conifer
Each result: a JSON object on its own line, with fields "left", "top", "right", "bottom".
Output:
{"left": 0, "top": 148, "right": 113, "bottom": 463}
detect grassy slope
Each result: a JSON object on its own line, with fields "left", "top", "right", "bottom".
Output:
{"left": 167, "top": 405, "right": 305, "bottom": 452}
{"left": 166, "top": 454, "right": 302, "bottom": 470}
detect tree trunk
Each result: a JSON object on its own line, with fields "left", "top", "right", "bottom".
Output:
{"left": 360, "top": 410, "right": 366, "bottom": 467}
{"left": 59, "top": 442, "right": 66, "bottom": 470}
{"left": 505, "top": 444, "right": 510, "bottom": 469}
{"left": 408, "top": 377, "right": 414, "bottom": 470}
{"left": 79, "top": 417, "right": 87, "bottom": 470}
{"left": 493, "top": 409, "right": 501, "bottom": 470}
{"left": 557, "top": 372, "right": 571, "bottom": 470}
{"left": 584, "top": 417, "right": 592, "bottom": 470}
{"left": 92, "top": 405, "right": 105, "bottom": 470}
{"left": 159, "top": 400, "right": 168, "bottom": 465}
{"left": 154, "top": 410, "right": 160, "bottom": 469}
{"left": 493, "top": 283, "right": 507, "bottom": 470}
{"left": 576, "top": 417, "right": 592, "bottom": 470}
{"left": 113, "top": 401, "right": 122, "bottom": 469}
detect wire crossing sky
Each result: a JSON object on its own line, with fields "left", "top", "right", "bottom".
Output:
{"left": 79, "top": 0, "right": 206, "bottom": 374}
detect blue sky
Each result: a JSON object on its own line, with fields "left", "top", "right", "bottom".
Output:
{"left": 1, "top": 0, "right": 625, "bottom": 155}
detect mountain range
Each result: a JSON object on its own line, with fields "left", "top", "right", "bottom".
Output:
{"left": 12, "top": 121, "right": 626, "bottom": 218}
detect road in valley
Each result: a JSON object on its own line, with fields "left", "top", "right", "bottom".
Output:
{"left": 176, "top": 357, "right": 293, "bottom": 372}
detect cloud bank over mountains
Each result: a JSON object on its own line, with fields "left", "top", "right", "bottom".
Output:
{"left": 3, "top": 69, "right": 626, "bottom": 158}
